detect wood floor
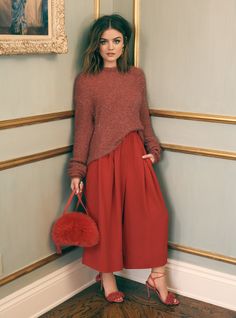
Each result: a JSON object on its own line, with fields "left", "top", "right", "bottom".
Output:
{"left": 40, "top": 275, "right": 236, "bottom": 318}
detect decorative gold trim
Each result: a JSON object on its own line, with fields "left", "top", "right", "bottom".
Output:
{"left": 0, "top": 111, "right": 73, "bottom": 130}
{"left": 0, "top": 142, "right": 235, "bottom": 173}
{"left": 1, "top": 109, "right": 236, "bottom": 131}
{"left": 0, "top": 247, "right": 76, "bottom": 287}
{"left": 133, "top": 0, "right": 140, "bottom": 67}
{"left": 168, "top": 242, "right": 236, "bottom": 265}
{"left": 1, "top": 142, "right": 235, "bottom": 174}
{"left": 161, "top": 143, "right": 236, "bottom": 160}
{"left": 0, "top": 146, "right": 72, "bottom": 171}
{"left": 0, "top": 0, "right": 68, "bottom": 55}
{"left": 151, "top": 109, "right": 236, "bottom": 125}
{"left": 94, "top": 0, "right": 100, "bottom": 19}
{"left": 1, "top": 242, "right": 235, "bottom": 287}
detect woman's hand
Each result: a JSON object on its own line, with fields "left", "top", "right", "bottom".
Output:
{"left": 142, "top": 153, "right": 155, "bottom": 163}
{"left": 71, "top": 177, "right": 84, "bottom": 194}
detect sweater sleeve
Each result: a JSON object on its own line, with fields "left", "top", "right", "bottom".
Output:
{"left": 139, "top": 69, "right": 161, "bottom": 163}
{"left": 67, "top": 74, "right": 94, "bottom": 179}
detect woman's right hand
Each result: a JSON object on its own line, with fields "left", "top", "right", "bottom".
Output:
{"left": 70, "top": 177, "right": 83, "bottom": 194}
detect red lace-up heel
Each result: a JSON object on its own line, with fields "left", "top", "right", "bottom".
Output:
{"left": 145, "top": 271, "right": 180, "bottom": 306}
{"left": 95, "top": 272, "right": 125, "bottom": 303}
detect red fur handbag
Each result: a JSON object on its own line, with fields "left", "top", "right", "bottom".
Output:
{"left": 51, "top": 189, "right": 99, "bottom": 254}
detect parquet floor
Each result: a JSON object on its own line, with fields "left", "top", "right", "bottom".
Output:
{"left": 40, "top": 275, "right": 236, "bottom": 318}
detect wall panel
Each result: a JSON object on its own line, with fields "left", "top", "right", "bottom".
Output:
{"left": 140, "top": 0, "right": 236, "bottom": 115}
{"left": 137, "top": 0, "right": 236, "bottom": 274}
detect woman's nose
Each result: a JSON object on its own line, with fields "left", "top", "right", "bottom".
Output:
{"left": 108, "top": 41, "right": 114, "bottom": 50}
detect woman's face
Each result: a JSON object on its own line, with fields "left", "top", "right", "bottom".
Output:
{"left": 99, "top": 28, "right": 124, "bottom": 67}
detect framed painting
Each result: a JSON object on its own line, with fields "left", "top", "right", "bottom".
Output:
{"left": 0, "top": 0, "right": 68, "bottom": 55}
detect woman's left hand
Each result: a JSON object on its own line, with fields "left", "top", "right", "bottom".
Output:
{"left": 142, "top": 153, "right": 155, "bottom": 163}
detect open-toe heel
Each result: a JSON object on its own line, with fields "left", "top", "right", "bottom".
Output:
{"left": 145, "top": 271, "right": 180, "bottom": 306}
{"left": 95, "top": 272, "right": 125, "bottom": 303}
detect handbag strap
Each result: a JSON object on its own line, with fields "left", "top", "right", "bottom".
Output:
{"left": 63, "top": 189, "right": 88, "bottom": 215}
{"left": 75, "top": 191, "right": 88, "bottom": 214}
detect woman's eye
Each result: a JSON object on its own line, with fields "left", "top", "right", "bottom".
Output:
{"left": 99, "top": 39, "right": 121, "bottom": 45}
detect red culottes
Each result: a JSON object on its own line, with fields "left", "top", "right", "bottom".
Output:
{"left": 83, "top": 130, "right": 168, "bottom": 272}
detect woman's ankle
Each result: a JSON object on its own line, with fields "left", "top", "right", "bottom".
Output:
{"left": 101, "top": 272, "right": 114, "bottom": 277}
{"left": 151, "top": 265, "right": 166, "bottom": 274}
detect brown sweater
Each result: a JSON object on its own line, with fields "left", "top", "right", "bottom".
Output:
{"left": 67, "top": 66, "right": 161, "bottom": 179}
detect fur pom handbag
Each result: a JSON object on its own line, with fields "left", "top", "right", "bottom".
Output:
{"left": 51, "top": 189, "right": 99, "bottom": 254}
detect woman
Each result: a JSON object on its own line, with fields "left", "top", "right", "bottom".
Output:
{"left": 68, "top": 14, "right": 179, "bottom": 306}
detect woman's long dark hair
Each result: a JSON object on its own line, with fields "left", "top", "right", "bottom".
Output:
{"left": 82, "top": 14, "right": 133, "bottom": 74}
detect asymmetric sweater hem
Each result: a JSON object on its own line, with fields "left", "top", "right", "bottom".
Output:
{"left": 67, "top": 66, "right": 161, "bottom": 180}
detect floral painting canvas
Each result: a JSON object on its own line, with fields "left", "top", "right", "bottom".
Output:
{"left": 0, "top": 0, "right": 48, "bottom": 35}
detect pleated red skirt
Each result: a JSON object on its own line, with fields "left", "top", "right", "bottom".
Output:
{"left": 83, "top": 130, "right": 168, "bottom": 272}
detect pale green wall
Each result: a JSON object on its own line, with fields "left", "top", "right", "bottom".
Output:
{"left": 139, "top": 0, "right": 236, "bottom": 275}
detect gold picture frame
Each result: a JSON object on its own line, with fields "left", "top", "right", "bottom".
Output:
{"left": 0, "top": 0, "right": 68, "bottom": 55}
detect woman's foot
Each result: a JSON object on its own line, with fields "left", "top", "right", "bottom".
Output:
{"left": 146, "top": 268, "right": 180, "bottom": 305}
{"left": 96, "top": 272, "right": 124, "bottom": 303}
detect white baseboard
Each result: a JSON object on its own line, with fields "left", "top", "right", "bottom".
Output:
{"left": 115, "top": 258, "right": 236, "bottom": 312}
{"left": 0, "top": 260, "right": 96, "bottom": 318}
{"left": 0, "top": 258, "right": 235, "bottom": 318}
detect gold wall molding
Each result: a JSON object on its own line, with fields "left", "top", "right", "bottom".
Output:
{"left": 0, "top": 146, "right": 72, "bottom": 171}
{"left": 168, "top": 242, "right": 236, "bottom": 265}
{"left": 151, "top": 109, "right": 236, "bottom": 125}
{"left": 1, "top": 141, "right": 235, "bottom": 173}
{"left": 133, "top": 0, "right": 140, "bottom": 67}
{"left": 0, "top": 111, "right": 73, "bottom": 130}
{"left": 1, "top": 142, "right": 235, "bottom": 172}
{"left": 0, "top": 247, "right": 75, "bottom": 287}
{"left": 1, "top": 242, "right": 235, "bottom": 287}
{"left": 94, "top": 0, "right": 100, "bottom": 19}
{"left": 1, "top": 108, "right": 235, "bottom": 131}
{"left": 162, "top": 143, "right": 236, "bottom": 161}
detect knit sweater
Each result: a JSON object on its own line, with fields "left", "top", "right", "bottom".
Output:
{"left": 67, "top": 66, "right": 161, "bottom": 180}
